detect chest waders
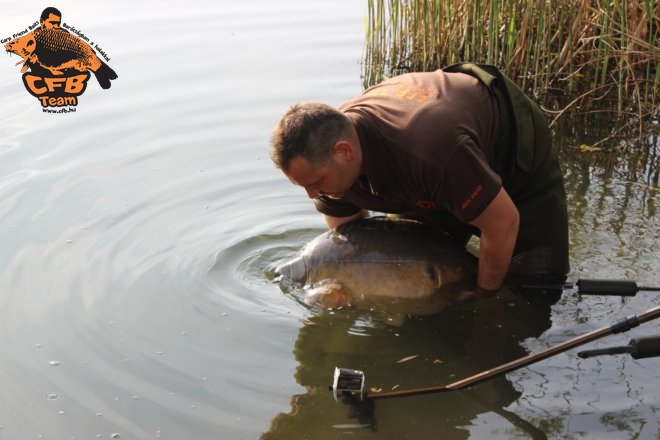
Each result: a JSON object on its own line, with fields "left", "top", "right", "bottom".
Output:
{"left": 442, "top": 63, "right": 537, "bottom": 180}
{"left": 443, "top": 63, "right": 570, "bottom": 283}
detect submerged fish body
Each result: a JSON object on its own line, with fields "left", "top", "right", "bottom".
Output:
{"left": 276, "top": 217, "right": 477, "bottom": 311}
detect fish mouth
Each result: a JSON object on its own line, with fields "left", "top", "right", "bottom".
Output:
{"left": 273, "top": 266, "right": 286, "bottom": 285}
{"left": 274, "top": 257, "right": 308, "bottom": 286}
{"left": 273, "top": 265, "right": 287, "bottom": 283}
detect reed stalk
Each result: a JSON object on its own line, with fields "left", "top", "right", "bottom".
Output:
{"left": 363, "top": 0, "right": 660, "bottom": 124}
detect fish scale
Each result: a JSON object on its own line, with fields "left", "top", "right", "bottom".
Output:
{"left": 35, "top": 29, "right": 97, "bottom": 62}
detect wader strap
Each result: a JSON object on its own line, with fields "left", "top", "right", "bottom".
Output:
{"left": 442, "top": 62, "right": 535, "bottom": 173}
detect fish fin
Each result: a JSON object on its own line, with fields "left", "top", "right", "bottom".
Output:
{"left": 304, "top": 282, "right": 353, "bottom": 309}
{"left": 93, "top": 62, "right": 118, "bottom": 89}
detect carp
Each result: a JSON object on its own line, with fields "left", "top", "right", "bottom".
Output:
{"left": 4, "top": 27, "right": 117, "bottom": 89}
{"left": 275, "top": 217, "right": 477, "bottom": 314}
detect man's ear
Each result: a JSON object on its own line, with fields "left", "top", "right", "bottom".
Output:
{"left": 331, "top": 140, "right": 354, "bottom": 163}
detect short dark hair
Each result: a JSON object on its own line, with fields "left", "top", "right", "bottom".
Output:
{"left": 40, "top": 7, "right": 62, "bottom": 22}
{"left": 270, "top": 102, "right": 352, "bottom": 172}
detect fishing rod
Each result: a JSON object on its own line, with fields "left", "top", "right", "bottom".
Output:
{"left": 522, "top": 278, "right": 660, "bottom": 295}
{"left": 331, "top": 303, "right": 660, "bottom": 401}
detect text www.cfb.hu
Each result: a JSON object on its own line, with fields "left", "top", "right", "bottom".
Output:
{"left": 42, "top": 106, "right": 76, "bottom": 114}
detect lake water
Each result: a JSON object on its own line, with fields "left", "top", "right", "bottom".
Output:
{"left": 1, "top": 1, "right": 658, "bottom": 439}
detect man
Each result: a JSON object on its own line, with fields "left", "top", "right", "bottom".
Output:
{"left": 271, "top": 63, "right": 569, "bottom": 301}
{"left": 40, "top": 7, "right": 63, "bottom": 30}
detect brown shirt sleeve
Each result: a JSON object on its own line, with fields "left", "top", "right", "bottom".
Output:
{"left": 425, "top": 133, "right": 502, "bottom": 222}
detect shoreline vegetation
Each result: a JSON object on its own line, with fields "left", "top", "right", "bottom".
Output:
{"left": 363, "top": 0, "right": 659, "bottom": 129}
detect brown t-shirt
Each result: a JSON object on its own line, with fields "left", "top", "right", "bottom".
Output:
{"left": 314, "top": 70, "right": 501, "bottom": 223}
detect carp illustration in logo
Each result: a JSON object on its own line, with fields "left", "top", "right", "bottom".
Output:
{"left": 4, "top": 7, "right": 117, "bottom": 110}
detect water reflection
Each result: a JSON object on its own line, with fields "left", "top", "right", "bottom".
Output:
{"left": 553, "top": 112, "right": 659, "bottom": 282}
{"left": 262, "top": 289, "right": 555, "bottom": 439}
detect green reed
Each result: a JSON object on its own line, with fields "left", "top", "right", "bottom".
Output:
{"left": 363, "top": 0, "right": 660, "bottom": 122}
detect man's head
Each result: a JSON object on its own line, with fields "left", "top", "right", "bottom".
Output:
{"left": 40, "top": 7, "right": 62, "bottom": 29}
{"left": 271, "top": 102, "right": 362, "bottom": 199}
{"left": 270, "top": 102, "right": 353, "bottom": 171}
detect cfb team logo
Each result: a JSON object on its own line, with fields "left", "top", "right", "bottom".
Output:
{"left": 3, "top": 7, "right": 117, "bottom": 113}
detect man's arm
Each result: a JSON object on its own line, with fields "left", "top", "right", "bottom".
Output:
{"left": 465, "top": 187, "right": 519, "bottom": 298}
{"left": 324, "top": 209, "right": 369, "bottom": 230}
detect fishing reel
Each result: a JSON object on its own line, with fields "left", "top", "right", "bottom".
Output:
{"left": 329, "top": 367, "right": 377, "bottom": 430}
{"left": 330, "top": 367, "right": 365, "bottom": 401}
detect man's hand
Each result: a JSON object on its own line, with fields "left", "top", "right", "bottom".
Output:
{"left": 468, "top": 187, "right": 520, "bottom": 291}
{"left": 454, "top": 285, "right": 499, "bottom": 303}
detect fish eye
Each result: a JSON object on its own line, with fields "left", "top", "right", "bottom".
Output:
{"left": 425, "top": 266, "right": 441, "bottom": 286}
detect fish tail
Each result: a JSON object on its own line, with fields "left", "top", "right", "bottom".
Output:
{"left": 92, "top": 62, "right": 118, "bottom": 89}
